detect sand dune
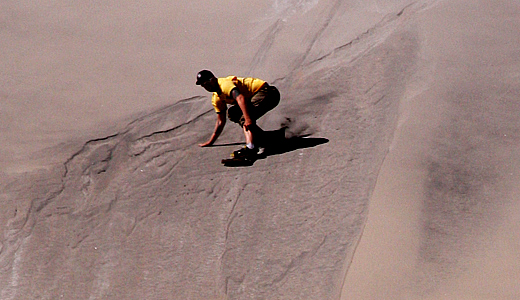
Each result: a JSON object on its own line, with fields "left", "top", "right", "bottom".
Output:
{"left": 1, "top": 0, "right": 519, "bottom": 299}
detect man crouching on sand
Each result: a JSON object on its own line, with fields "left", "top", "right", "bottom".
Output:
{"left": 196, "top": 70, "right": 280, "bottom": 159}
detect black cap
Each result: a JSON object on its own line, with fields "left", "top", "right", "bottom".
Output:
{"left": 196, "top": 70, "right": 215, "bottom": 85}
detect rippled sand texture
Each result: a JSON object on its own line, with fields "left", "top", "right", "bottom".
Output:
{"left": 1, "top": 0, "right": 519, "bottom": 299}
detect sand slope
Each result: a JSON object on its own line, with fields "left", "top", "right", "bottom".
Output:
{"left": 1, "top": 0, "right": 519, "bottom": 299}
{"left": 343, "top": 0, "right": 520, "bottom": 298}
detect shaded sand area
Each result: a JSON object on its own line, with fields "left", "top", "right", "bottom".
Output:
{"left": 342, "top": 0, "right": 520, "bottom": 298}
{"left": 1, "top": 0, "right": 520, "bottom": 299}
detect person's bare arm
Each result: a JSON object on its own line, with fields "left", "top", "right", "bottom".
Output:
{"left": 199, "top": 112, "right": 226, "bottom": 147}
{"left": 234, "top": 93, "right": 254, "bottom": 131}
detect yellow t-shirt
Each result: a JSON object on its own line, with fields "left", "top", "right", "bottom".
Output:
{"left": 211, "top": 76, "right": 266, "bottom": 113}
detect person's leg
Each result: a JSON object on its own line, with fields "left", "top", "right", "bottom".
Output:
{"left": 242, "top": 123, "right": 265, "bottom": 146}
{"left": 227, "top": 105, "right": 242, "bottom": 124}
{"left": 243, "top": 126, "right": 253, "bottom": 145}
{"left": 227, "top": 105, "right": 258, "bottom": 157}
{"left": 249, "top": 85, "right": 280, "bottom": 120}
{"left": 247, "top": 85, "right": 280, "bottom": 147}
{"left": 229, "top": 86, "right": 280, "bottom": 156}
{"left": 231, "top": 106, "right": 255, "bottom": 148}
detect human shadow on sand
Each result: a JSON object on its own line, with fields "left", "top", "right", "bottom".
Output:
{"left": 221, "top": 128, "right": 329, "bottom": 167}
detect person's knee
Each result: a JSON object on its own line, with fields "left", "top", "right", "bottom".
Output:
{"left": 228, "top": 114, "right": 240, "bottom": 124}
{"left": 227, "top": 106, "right": 242, "bottom": 124}
{"left": 269, "top": 87, "right": 281, "bottom": 107}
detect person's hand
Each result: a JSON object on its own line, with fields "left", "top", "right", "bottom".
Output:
{"left": 199, "top": 141, "right": 213, "bottom": 147}
{"left": 243, "top": 119, "right": 255, "bottom": 131}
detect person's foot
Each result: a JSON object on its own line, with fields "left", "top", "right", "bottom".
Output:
{"left": 232, "top": 146, "right": 259, "bottom": 159}
{"left": 256, "top": 146, "right": 266, "bottom": 156}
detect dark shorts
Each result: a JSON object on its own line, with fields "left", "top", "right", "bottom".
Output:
{"left": 227, "top": 84, "right": 280, "bottom": 126}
